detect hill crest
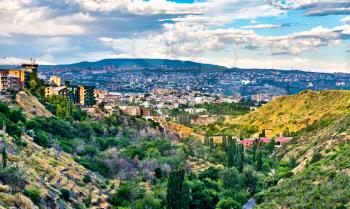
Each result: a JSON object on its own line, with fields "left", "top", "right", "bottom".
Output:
{"left": 229, "top": 90, "right": 350, "bottom": 137}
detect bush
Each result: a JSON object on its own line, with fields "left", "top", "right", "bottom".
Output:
{"left": 0, "top": 166, "right": 27, "bottom": 192}
{"left": 33, "top": 130, "right": 50, "bottom": 147}
{"left": 60, "top": 188, "right": 70, "bottom": 201}
{"left": 310, "top": 152, "right": 322, "bottom": 164}
{"left": 24, "top": 188, "right": 41, "bottom": 205}
{"left": 215, "top": 197, "right": 241, "bottom": 209}
{"left": 109, "top": 182, "right": 145, "bottom": 207}
{"left": 83, "top": 173, "right": 92, "bottom": 183}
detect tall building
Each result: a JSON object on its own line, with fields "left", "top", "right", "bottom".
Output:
{"left": 45, "top": 79, "right": 97, "bottom": 107}
{"left": 21, "top": 61, "right": 38, "bottom": 88}
{"left": 49, "top": 76, "right": 61, "bottom": 86}
{"left": 78, "top": 86, "right": 96, "bottom": 107}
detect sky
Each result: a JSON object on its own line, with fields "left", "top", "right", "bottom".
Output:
{"left": 0, "top": 0, "right": 349, "bottom": 72}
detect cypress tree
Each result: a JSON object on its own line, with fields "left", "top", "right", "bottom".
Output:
{"left": 256, "top": 148, "right": 263, "bottom": 171}
{"left": 252, "top": 140, "right": 258, "bottom": 162}
{"left": 209, "top": 137, "right": 214, "bottom": 150}
{"left": 227, "top": 137, "right": 237, "bottom": 168}
{"left": 204, "top": 136, "right": 209, "bottom": 146}
{"left": 221, "top": 136, "right": 228, "bottom": 152}
{"left": 1, "top": 123, "right": 7, "bottom": 168}
{"left": 237, "top": 144, "right": 244, "bottom": 172}
{"left": 166, "top": 167, "right": 189, "bottom": 209}
{"left": 2, "top": 147, "right": 7, "bottom": 169}
{"left": 180, "top": 181, "right": 190, "bottom": 209}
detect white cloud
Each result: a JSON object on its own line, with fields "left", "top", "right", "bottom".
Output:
{"left": 341, "top": 16, "right": 350, "bottom": 23}
{"left": 0, "top": 3, "right": 92, "bottom": 36}
{"left": 0, "top": 56, "right": 55, "bottom": 65}
{"left": 101, "top": 23, "right": 350, "bottom": 58}
{"left": 270, "top": 0, "right": 350, "bottom": 16}
{"left": 241, "top": 24, "right": 282, "bottom": 29}
{"left": 69, "top": 0, "right": 205, "bottom": 15}
{"left": 99, "top": 22, "right": 350, "bottom": 72}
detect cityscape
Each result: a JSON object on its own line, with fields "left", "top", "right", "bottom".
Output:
{"left": 0, "top": 0, "right": 350, "bottom": 209}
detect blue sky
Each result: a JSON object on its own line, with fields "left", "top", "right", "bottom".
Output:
{"left": 0, "top": 0, "right": 349, "bottom": 72}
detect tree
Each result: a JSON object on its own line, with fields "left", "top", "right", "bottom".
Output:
{"left": 215, "top": 197, "right": 241, "bottom": 209}
{"left": 166, "top": 167, "right": 190, "bottom": 209}
{"left": 2, "top": 147, "right": 7, "bottom": 169}
{"left": 266, "top": 139, "right": 276, "bottom": 153}
{"left": 221, "top": 136, "right": 228, "bottom": 152}
{"left": 0, "top": 102, "right": 10, "bottom": 115}
{"left": 204, "top": 136, "right": 209, "bottom": 146}
{"left": 256, "top": 149, "right": 263, "bottom": 171}
{"left": 259, "top": 129, "right": 266, "bottom": 138}
{"left": 2, "top": 123, "right": 7, "bottom": 168}
{"left": 219, "top": 167, "right": 241, "bottom": 190}
{"left": 242, "top": 166, "right": 259, "bottom": 194}
{"left": 209, "top": 137, "right": 215, "bottom": 150}
{"left": 227, "top": 138, "right": 237, "bottom": 168}
{"left": 237, "top": 144, "right": 244, "bottom": 172}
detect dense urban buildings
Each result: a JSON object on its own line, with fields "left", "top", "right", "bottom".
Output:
{"left": 45, "top": 77, "right": 96, "bottom": 107}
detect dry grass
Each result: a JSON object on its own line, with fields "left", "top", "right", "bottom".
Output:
{"left": 228, "top": 90, "right": 350, "bottom": 137}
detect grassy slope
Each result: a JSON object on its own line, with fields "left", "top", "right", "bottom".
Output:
{"left": 257, "top": 115, "right": 350, "bottom": 208}
{"left": 228, "top": 90, "right": 350, "bottom": 137}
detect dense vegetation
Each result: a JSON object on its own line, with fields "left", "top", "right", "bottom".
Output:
{"left": 0, "top": 98, "right": 283, "bottom": 209}
{"left": 257, "top": 143, "right": 350, "bottom": 208}
{"left": 1, "top": 89, "right": 350, "bottom": 208}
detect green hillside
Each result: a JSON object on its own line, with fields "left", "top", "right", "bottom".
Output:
{"left": 226, "top": 90, "right": 350, "bottom": 137}
{"left": 1, "top": 90, "right": 350, "bottom": 209}
{"left": 256, "top": 114, "right": 350, "bottom": 208}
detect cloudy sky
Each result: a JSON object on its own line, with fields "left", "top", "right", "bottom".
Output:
{"left": 0, "top": 0, "right": 349, "bottom": 72}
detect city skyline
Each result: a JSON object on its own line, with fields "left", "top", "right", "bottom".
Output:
{"left": 0, "top": 0, "right": 349, "bottom": 72}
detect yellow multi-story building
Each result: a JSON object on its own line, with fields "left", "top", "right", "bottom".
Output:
{"left": 49, "top": 76, "right": 61, "bottom": 86}
{"left": 45, "top": 86, "right": 68, "bottom": 97}
{"left": 79, "top": 86, "right": 85, "bottom": 106}
{"left": 8, "top": 69, "right": 25, "bottom": 89}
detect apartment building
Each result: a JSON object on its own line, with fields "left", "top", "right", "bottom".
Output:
{"left": 49, "top": 76, "right": 61, "bottom": 86}
{"left": 0, "top": 70, "right": 21, "bottom": 91}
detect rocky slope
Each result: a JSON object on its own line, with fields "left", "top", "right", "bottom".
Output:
{"left": 0, "top": 132, "right": 113, "bottom": 209}
{"left": 16, "top": 91, "right": 52, "bottom": 118}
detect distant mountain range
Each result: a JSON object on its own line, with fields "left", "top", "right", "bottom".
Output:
{"left": 37, "top": 58, "right": 229, "bottom": 72}
{"left": 0, "top": 58, "right": 345, "bottom": 75}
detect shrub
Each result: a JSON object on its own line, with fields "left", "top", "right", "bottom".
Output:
{"left": 24, "top": 187, "right": 41, "bottom": 205}
{"left": 215, "top": 197, "right": 241, "bottom": 209}
{"left": 310, "top": 152, "right": 322, "bottom": 164}
{"left": 33, "top": 130, "right": 50, "bottom": 147}
{"left": 83, "top": 173, "right": 92, "bottom": 183}
{"left": 60, "top": 188, "right": 70, "bottom": 201}
{"left": 0, "top": 166, "right": 27, "bottom": 192}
